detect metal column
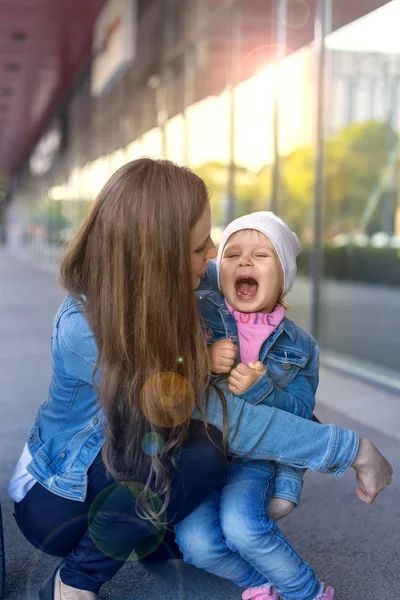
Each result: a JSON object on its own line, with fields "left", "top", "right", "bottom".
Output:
{"left": 148, "top": 73, "right": 168, "bottom": 157}
{"left": 183, "top": 47, "right": 195, "bottom": 166}
{"left": 157, "top": 77, "right": 168, "bottom": 157}
{"left": 226, "top": 3, "right": 241, "bottom": 224}
{"left": 311, "top": 0, "right": 331, "bottom": 340}
{"left": 271, "top": 0, "right": 287, "bottom": 214}
{"left": 158, "top": 0, "right": 170, "bottom": 157}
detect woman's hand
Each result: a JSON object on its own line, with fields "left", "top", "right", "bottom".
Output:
{"left": 351, "top": 437, "right": 393, "bottom": 504}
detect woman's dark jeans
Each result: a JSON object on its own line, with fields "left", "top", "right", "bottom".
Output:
{"left": 14, "top": 421, "right": 225, "bottom": 593}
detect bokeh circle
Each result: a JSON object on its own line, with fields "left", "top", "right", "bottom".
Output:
{"left": 88, "top": 482, "right": 168, "bottom": 561}
{"left": 141, "top": 432, "right": 165, "bottom": 456}
{"left": 140, "top": 372, "right": 194, "bottom": 428}
{"left": 281, "top": 0, "right": 311, "bottom": 29}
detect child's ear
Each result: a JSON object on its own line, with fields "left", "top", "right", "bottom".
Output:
{"left": 207, "top": 248, "right": 217, "bottom": 260}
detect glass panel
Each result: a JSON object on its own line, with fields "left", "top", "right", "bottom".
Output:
{"left": 186, "top": 14, "right": 232, "bottom": 234}
{"left": 275, "top": 42, "right": 317, "bottom": 333}
{"left": 320, "top": 0, "right": 400, "bottom": 374}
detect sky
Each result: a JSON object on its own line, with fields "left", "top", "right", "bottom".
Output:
{"left": 327, "top": 0, "right": 400, "bottom": 54}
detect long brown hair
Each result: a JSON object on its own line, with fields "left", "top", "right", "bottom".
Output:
{"left": 60, "top": 158, "right": 224, "bottom": 524}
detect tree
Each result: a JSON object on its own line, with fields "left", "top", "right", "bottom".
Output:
{"left": 324, "top": 120, "right": 397, "bottom": 236}
{"left": 194, "top": 161, "right": 259, "bottom": 224}
{"left": 253, "top": 120, "right": 397, "bottom": 240}
{"left": 194, "top": 120, "right": 396, "bottom": 239}
{"left": 28, "top": 198, "right": 70, "bottom": 245}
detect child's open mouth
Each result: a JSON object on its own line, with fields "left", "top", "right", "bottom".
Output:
{"left": 235, "top": 276, "right": 258, "bottom": 300}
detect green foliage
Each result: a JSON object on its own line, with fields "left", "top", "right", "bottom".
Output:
{"left": 29, "top": 199, "right": 68, "bottom": 226}
{"left": 274, "top": 120, "right": 396, "bottom": 238}
{"left": 28, "top": 198, "right": 93, "bottom": 244}
{"left": 0, "top": 175, "right": 9, "bottom": 202}
{"left": 194, "top": 162, "right": 261, "bottom": 224}
{"left": 324, "top": 120, "right": 397, "bottom": 236}
{"left": 195, "top": 120, "right": 397, "bottom": 240}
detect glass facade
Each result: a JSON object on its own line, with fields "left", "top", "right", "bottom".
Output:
{"left": 319, "top": 5, "right": 400, "bottom": 374}
{"left": 8, "top": 0, "right": 400, "bottom": 378}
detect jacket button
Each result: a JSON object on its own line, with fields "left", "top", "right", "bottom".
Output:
{"left": 29, "top": 433, "right": 35, "bottom": 442}
{"left": 283, "top": 363, "right": 291, "bottom": 370}
{"left": 60, "top": 452, "right": 66, "bottom": 459}
{"left": 330, "top": 462, "right": 340, "bottom": 472}
{"left": 93, "top": 418, "right": 98, "bottom": 425}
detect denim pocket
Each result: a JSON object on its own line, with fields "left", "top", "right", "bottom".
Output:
{"left": 266, "top": 358, "right": 300, "bottom": 387}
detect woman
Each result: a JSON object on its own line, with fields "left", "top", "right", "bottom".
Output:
{"left": 8, "top": 159, "right": 391, "bottom": 600}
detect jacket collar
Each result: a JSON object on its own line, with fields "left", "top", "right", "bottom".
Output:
{"left": 198, "top": 291, "right": 298, "bottom": 344}
{"left": 280, "top": 318, "right": 298, "bottom": 344}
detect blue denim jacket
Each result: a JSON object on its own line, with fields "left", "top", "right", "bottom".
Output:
{"left": 196, "top": 287, "right": 319, "bottom": 504}
{"left": 22, "top": 262, "right": 359, "bottom": 503}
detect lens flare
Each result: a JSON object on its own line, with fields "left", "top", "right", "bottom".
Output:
{"left": 141, "top": 432, "right": 165, "bottom": 456}
{"left": 140, "top": 372, "right": 194, "bottom": 428}
{"left": 88, "top": 482, "right": 167, "bottom": 561}
{"left": 280, "top": 0, "right": 310, "bottom": 29}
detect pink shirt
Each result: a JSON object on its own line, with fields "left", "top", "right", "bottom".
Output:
{"left": 226, "top": 301, "right": 286, "bottom": 365}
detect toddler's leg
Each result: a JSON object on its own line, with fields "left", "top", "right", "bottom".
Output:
{"left": 175, "top": 486, "right": 266, "bottom": 589}
{"left": 220, "top": 461, "right": 324, "bottom": 600}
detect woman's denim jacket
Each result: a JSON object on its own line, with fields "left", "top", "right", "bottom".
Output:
{"left": 22, "top": 262, "right": 359, "bottom": 503}
{"left": 196, "top": 285, "right": 319, "bottom": 505}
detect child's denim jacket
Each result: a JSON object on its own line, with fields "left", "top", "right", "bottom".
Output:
{"left": 196, "top": 288, "right": 320, "bottom": 505}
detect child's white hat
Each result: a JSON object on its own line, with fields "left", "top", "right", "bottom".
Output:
{"left": 216, "top": 211, "right": 302, "bottom": 297}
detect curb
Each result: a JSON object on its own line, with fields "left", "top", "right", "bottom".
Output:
{"left": 321, "top": 351, "right": 400, "bottom": 397}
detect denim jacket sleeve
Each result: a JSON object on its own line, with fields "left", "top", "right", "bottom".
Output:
{"left": 194, "top": 383, "right": 360, "bottom": 476}
{"left": 198, "top": 261, "right": 219, "bottom": 293}
{"left": 272, "top": 464, "right": 304, "bottom": 504}
{"left": 56, "top": 302, "right": 99, "bottom": 385}
{"left": 239, "top": 339, "right": 319, "bottom": 420}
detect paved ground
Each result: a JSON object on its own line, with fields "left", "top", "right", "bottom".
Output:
{"left": 0, "top": 251, "right": 399, "bottom": 600}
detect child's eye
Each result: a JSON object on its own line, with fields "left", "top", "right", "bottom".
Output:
{"left": 195, "top": 244, "right": 206, "bottom": 254}
{"left": 255, "top": 254, "right": 268, "bottom": 258}
{"left": 226, "top": 254, "right": 239, "bottom": 258}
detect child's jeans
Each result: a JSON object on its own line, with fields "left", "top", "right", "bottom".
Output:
{"left": 175, "top": 460, "right": 324, "bottom": 600}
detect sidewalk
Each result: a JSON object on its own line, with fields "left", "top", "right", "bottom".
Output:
{"left": 0, "top": 250, "right": 399, "bottom": 600}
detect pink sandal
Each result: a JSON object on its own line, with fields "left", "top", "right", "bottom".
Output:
{"left": 242, "top": 584, "right": 334, "bottom": 600}
{"left": 317, "top": 587, "right": 334, "bottom": 599}
{"left": 242, "top": 585, "right": 280, "bottom": 600}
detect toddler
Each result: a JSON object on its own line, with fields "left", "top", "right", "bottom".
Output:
{"left": 175, "top": 212, "right": 334, "bottom": 600}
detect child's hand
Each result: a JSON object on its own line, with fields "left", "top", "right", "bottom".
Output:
{"left": 228, "top": 361, "right": 266, "bottom": 393}
{"left": 208, "top": 339, "right": 237, "bottom": 374}
{"left": 268, "top": 498, "right": 296, "bottom": 521}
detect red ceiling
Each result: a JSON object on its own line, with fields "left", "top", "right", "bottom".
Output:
{"left": 0, "top": 0, "right": 104, "bottom": 175}
{"left": 0, "top": 0, "right": 392, "bottom": 176}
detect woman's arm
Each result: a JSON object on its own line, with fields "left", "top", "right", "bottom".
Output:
{"left": 193, "top": 383, "right": 392, "bottom": 504}
{"left": 195, "top": 382, "right": 358, "bottom": 473}
{"left": 56, "top": 300, "right": 99, "bottom": 384}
